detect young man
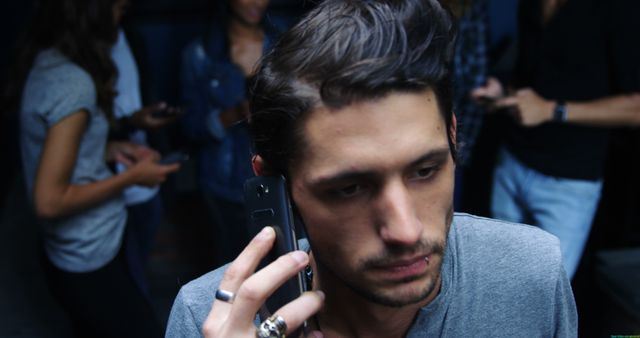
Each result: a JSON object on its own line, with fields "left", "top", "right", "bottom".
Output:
{"left": 166, "top": 1, "right": 577, "bottom": 337}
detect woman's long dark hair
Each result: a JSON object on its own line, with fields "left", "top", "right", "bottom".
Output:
{"left": 2, "top": 0, "right": 119, "bottom": 121}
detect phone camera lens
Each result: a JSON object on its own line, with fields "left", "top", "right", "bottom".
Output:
{"left": 257, "top": 184, "right": 269, "bottom": 197}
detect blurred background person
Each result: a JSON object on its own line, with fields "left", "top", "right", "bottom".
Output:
{"left": 111, "top": 18, "right": 182, "bottom": 298}
{"left": 180, "top": 0, "right": 289, "bottom": 264}
{"left": 472, "top": 0, "right": 640, "bottom": 279}
{"left": 440, "top": 0, "right": 490, "bottom": 211}
{"left": 6, "top": 0, "right": 180, "bottom": 336}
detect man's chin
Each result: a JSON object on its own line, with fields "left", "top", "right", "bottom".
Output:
{"left": 351, "top": 271, "right": 440, "bottom": 308}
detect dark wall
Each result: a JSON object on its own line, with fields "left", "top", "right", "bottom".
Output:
{"left": 0, "top": 1, "right": 34, "bottom": 205}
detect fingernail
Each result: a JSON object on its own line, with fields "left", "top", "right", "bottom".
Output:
{"left": 256, "top": 226, "right": 273, "bottom": 240}
{"left": 310, "top": 331, "right": 324, "bottom": 338}
{"left": 290, "top": 251, "right": 308, "bottom": 264}
{"left": 315, "top": 290, "right": 325, "bottom": 300}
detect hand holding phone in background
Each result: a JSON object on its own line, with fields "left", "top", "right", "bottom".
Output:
{"left": 471, "top": 77, "right": 505, "bottom": 105}
{"left": 127, "top": 155, "right": 181, "bottom": 187}
{"left": 106, "top": 142, "right": 182, "bottom": 186}
{"left": 129, "top": 101, "right": 183, "bottom": 130}
{"left": 159, "top": 151, "right": 190, "bottom": 165}
{"left": 471, "top": 77, "right": 524, "bottom": 118}
{"left": 106, "top": 141, "right": 160, "bottom": 166}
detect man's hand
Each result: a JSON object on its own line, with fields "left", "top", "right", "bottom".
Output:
{"left": 201, "top": 227, "right": 324, "bottom": 338}
{"left": 496, "top": 88, "right": 555, "bottom": 127}
{"left": 129, "top": 102, "right": 182, "bottom": 130}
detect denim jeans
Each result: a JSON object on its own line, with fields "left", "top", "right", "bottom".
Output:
{"left": 491, "top": 147, "right": 602, "bottom": 279}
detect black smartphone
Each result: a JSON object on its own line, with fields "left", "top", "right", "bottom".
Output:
{"left": 151, "top": 106, "right": 180, "bottom": 118}
{"left": 243, "top": 175, "right": 306, "bottom": 321}
{"left": 159, "top": 151, "right": 189, "bottom": 165}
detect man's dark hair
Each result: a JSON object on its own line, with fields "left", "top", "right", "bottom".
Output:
{"left": 250, "top": 0, "right": 457, "bottom": 175}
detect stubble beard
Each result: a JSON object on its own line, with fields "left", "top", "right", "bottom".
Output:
{"left": 313, "top": 208, "right": 454, "bottom": 308}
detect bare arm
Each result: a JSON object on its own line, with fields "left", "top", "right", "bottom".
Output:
{"left": 563, "top": 93, "right": 640, "bottom": 126}
{"left": 495, "top": 90, "right": 640, "bottom": 127}
{"left": 33, "top": 110, "right": 179, "bottom": 219}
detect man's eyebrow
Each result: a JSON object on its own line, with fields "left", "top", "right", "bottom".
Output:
{"left": 408, "top": 147, "right": 451, "bottom": 168}
{"left": 308, "top": 147, "right": 451, "bottom": 187}
{"left": 308, "top": 170, "right": 376, "bottom": 188}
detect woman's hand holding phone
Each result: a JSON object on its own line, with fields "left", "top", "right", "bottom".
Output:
{"left": 201, "top": 226, "right": 324, "bottom": 338}
{"left": 125, "top": 155, "right": 179, "bottom": 187}
{"left": 108, "top": 141, "right": 159, "bottom": 166}
{"left": 130, "top": 102, "right": 183, "bottom": 130}
{"left": 107, "top": 142, "right": 181, "bottom": 186}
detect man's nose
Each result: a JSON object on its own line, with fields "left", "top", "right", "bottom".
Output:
{"left": 376, "top": 179, "right": 422, "bottom": 246}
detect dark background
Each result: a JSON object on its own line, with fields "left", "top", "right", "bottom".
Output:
{"left": 1, "top": 0, "right": 638, "bottom": 337}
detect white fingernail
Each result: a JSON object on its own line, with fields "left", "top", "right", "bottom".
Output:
{"left": 257, "top": 226, "right": 273, "bottom": 240}
{"left": 290, "top": 251, "right": 307, "bottom": 264}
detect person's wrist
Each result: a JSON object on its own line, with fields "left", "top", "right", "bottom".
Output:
{"left": 553, "top": 100, "right": 568, "bottom": 123}
{"left": 121, "top": 164, "right": 141, "bottom": 185}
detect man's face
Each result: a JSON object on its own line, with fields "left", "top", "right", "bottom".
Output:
{"left": 290, "top": 89, "right": 455, "bottom": 307}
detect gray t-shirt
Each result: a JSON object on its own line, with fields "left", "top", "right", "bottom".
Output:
{"left": 20, "top": 49, "right": 127, "bottom": 273}
{"left": 165, "top": 213, "right": 577, "bottom": 337}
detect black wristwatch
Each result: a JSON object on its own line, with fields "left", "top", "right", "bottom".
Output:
{"left": 553, "top": 101, "right": 567, "bottom": 123}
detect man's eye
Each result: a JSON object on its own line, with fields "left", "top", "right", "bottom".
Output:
{"left": 336, "top": 184, "right": 362, "bottom": 197}
{"left": 412, "top": 166, "right": 437, "bottom": 180}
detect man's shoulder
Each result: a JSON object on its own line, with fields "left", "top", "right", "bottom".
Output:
{"left": 166, "top": 264, "right": 229, "bottom": 335}
{"left": 451, "top": 213, "right": 563, "bottom": 276}
{"left": 454, "top": 213, "right": 558, "bottom": 243}
{"left": 414, "top": 214, "right": 577, "bottom": 337}
{"left": 178, "top": 264, "right": 228, "bottom": 308}
{"left": 453, "top": 213, "right": 560, "bottom": 251}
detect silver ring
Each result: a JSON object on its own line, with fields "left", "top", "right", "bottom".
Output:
{"left": 214, "top": 289, "right": 236, "bottom": 304}
{"left": 256, "top": 314, "right": 287, "bottom": 338}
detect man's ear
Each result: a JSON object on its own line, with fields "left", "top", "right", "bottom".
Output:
{"left": 450, "top": 112, "right": 458, "bottom": 147}
{"left": 251, "top": 154, "right": 266, "bottom": 176}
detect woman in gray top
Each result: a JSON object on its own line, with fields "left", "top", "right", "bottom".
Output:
{"left": 6, "top": 0, "right": 178, "bottom": 336}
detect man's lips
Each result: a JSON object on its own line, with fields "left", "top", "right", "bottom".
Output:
{"left": 369, "top": 255, "right": 430, "bottom": 280}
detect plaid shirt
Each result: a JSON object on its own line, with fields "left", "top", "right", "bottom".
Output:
{"left": 452, "top": 0, "right": 489, "bottom": 166}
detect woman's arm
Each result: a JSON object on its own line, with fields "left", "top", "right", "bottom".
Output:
{"left": 33, "top": 110, "right": 179, "bottom": 219}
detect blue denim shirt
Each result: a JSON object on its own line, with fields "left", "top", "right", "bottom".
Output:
{"left": 452, "top": 0, "right": 489, "bottom": 166}
{"left": 180, "top": 20, "right": 285, "bottom": 203}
